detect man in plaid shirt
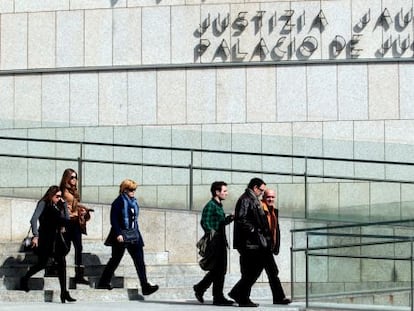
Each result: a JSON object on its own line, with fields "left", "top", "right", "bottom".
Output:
{"left": 194, "top": 181, "right": 234, "bottom": 306}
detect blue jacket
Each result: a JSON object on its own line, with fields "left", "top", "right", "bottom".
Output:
{"left": 104, "top": 193, "right": 144, "bottom": 247}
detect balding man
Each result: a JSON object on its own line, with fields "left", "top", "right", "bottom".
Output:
{"left": 261, "top": 189, "right": 291, "bottom": 305}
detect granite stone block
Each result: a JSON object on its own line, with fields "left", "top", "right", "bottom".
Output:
{"left": 28, "top": 12, "right": 55, "bottom": 69}
{"left": 0, "top": 13, "right": 27, "bottom": 70}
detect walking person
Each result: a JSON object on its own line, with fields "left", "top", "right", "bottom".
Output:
{"left": 261, "top": 189, "right": 291, "bottom": 305}
{"left": 20, "top": 185, "right": 76, "bottom": 303}
{"left": 59, "top": 168, "right": 92, "bottom": 285}
{"left": 97, "top": 179, "right": 159, "bottom": 296}
{"left": 228, "top": 177, "right": 268, "bottom": 307}
{"left": 193, "top": 181, "right": 234, "bottom": 306}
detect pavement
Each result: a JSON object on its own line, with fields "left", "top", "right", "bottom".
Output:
{"left": 1, "top": 299, "right": 408, "bottom": 311}
{"left": 0, "top": 299, "right": 304, "bottom": 311}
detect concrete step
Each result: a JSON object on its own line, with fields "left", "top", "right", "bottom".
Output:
{"left": 0, "top": 282, "right": 276, "bottom": 303}
{"left": 0, "top": 266, "right": 212, "bottom": 290}
{"left": 0, "top": 242, "right": 170, "bottom": 266}
{"left": 1, "top": 271, "right": 257, "bottom": 291}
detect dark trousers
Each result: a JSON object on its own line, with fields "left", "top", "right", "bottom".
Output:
{"left": 195, "top": 238, "right": 227, "bottom": 299}
{"left": 66, "top": 221, "right": 83, "bottom": 266}
{"left": 229, "top": 249, "right": 265, "bottom": 303}
{"left": 263, "top": 250, "right": 286, "bottom": 302}
{"left": 24, "top": 253, "right": 67, "bottom": 293}
{"left": 99, "top": 241, "right": 148, "bottom": 287}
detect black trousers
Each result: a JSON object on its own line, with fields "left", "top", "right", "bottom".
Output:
{"left": 66, "top": 221, "right": 83, "bottom": 266}
{"left": 263, "top": 250, "right": 286, "bottom": 302}
{"left": 229, "top": 248, "right": 265, "bottom": 304}
{"left": 195, "top": 237, "right": 227, "bottom": 299}
{"left": 99, "top": 241, "right": 148, "bottom": 287}
{"left": 24, "top": 253, "right": 67, "bottom": 293}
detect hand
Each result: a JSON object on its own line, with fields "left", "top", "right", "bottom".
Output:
{"left": 79, "top": 208, "right": 87, "bottom": 216}
{"left": 225, "top": 214, "right": 234, "bottom": 224}
{"left": 32, "top": 236, "right": 39, "bottom": 248}
{"left": 116, "top": 235, "right": 124, "bottom": 243}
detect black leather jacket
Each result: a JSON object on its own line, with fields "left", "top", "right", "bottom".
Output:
{"left": 233, "top": 188, "right": 270, "bottom": 250}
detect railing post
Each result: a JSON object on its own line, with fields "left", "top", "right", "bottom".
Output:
{"left": 304, "top": 157, "right": 308, "bottom": 219}
{"left": 189, "top": 150, "right": 194, "bottom": 211}
{"left": 305, "top": 233, "right": 309, "bottom": 308}
{"left": 290, "top": 231, "right": 294, "bottom": 301}
{"left": 78, "top": 142, "right": 83, "bottom": 200}
{"left": 411, "top": 238, "right": 413, "bottom": 311}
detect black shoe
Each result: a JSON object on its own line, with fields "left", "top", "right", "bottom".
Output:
{"left": 228, "top": 291, "right": 240, "bottom": 304}
{"left": 238, "top": 300, "right": 259, "bottom": 307}
{"left": 273, "top": 298, "right": 291, "bottom": 305}
{"left": 60, "top": 291, "right": 76, "bottom": 303}
{"left": 213, "top": 297, "right": 234, "bottom": 306}
{"left": 193, "top": 285, "right": 204, "bottom": 303}
{"left": 20, "top": 277, "right": 29, "bottom": 292}
{"left": 142, "top": 283, "right": 159, "bottom": 295}
{"left": 96, "top": 283, "right": 113, "bottom": 290}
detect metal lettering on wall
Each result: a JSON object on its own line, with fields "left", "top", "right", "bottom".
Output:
{"left": 194, "top": 7, "right": 414, "bottom": 62}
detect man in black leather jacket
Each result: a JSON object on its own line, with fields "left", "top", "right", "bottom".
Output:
{"left": 228, "top": 177, "right": 268, "bottom": 307}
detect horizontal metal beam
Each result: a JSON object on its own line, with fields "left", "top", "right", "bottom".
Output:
{"left": 0, "top": 57, "right": 413, "bottom": 76}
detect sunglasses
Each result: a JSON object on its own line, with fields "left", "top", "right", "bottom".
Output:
{"left": 70, "top": 175, "right": 77, "bottom": 180}
{"left": 127, "top": 188, "right": 136, "bottom": 192}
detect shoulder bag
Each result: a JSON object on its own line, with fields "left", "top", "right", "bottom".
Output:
{"left": 196, "top": 231, "right": 219, "bottom": 271}
{"left": 121, "top": 228, "right": 139, "bottom": 244}
{"left": 20, "top": 226, "right": 33, "bottom": 253}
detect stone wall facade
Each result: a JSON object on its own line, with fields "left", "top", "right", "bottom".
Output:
{"left": 1, "top": 1, "right": 414, "bottom": 220}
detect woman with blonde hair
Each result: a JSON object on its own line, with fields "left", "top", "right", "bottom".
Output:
{"left": 59, "top": 168, "right": 92, "bottom": 285}
{"left": 97, "top": 179, "right": 158, "bottom": 296}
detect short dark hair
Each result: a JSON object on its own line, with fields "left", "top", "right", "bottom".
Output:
{"left": 210, "top": 181, "right": 227, "bottom": 197}
{"left": 247, "top": 177, "right": 266, "bottom": 190}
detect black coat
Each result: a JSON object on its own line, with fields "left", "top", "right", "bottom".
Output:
{"left": 36, "top": 200, "right": 69, "bottom": 256}
{"left": 233, "top": 189, "right": 270, "bottom": 251}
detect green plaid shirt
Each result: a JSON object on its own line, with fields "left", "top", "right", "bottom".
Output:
{"left": 200, "top": 198, "right": 225, "bottom": 232}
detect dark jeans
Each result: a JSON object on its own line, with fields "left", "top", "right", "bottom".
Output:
{"left": 263, "top": 250, "right": 286, "bottom": 302}
{"left": 66, "top": 220, "right": 83, "bottom": 266}
{"left": 195, "top": 236, "right": 227, "bottom": 299}
{"left": 24, "top": 253, "right": 67, "bottom": 293}
{"left": 99, "top": 241, "right": 148, "bottom": 287}
{"left": 229, "top": 248, "right": 265, "bottom": 303}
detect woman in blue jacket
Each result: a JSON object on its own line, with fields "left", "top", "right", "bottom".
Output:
{"left": 97, "top": 179, "right": 158, "bottom": 296}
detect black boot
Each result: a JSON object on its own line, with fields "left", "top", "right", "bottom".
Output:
{"left": 142, "top": 283, "right": 159, "bottom": 295}
{"left": 60, "top": 291, "right": 76, "bottom": 303}
{"left": 75, "top": 266, "right": 89, "bottom": 285}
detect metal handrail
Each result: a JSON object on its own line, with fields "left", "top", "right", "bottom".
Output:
{"left": 2, "top": 135, "right": 414, "bottom": 167}
{"left": 291, "top": 222, "right": 414, "bottom": 310}
{"left": 291, "top": 218, "right": 414, "bottom": 233}
{"left": 2, "top": 135, "right": 414, "bottom": 212}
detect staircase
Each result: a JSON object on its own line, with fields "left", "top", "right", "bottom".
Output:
{"left": 0, "top": 240, "right": 194, "bottom": 302}
{"left": 0, "top": 240, "right": 275, "bottom": 303}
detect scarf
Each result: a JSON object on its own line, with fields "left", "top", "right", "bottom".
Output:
{"left": 121, "top": 193, "right": 139, "bottom": 230}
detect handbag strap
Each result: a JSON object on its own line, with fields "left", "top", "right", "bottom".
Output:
{"left": 26, "top": 225, "right": 32, "bottom": 237}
